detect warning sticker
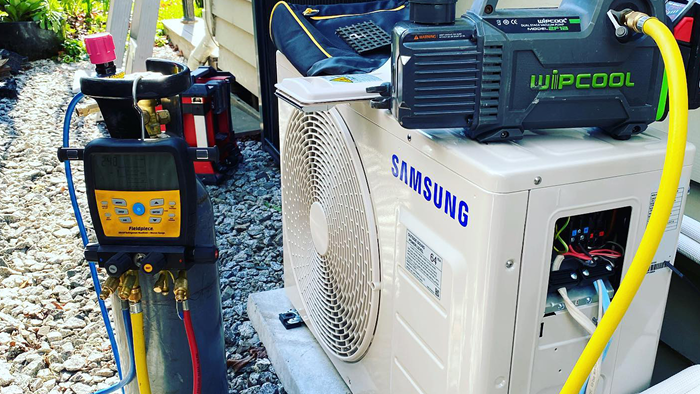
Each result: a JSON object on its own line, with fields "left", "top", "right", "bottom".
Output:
{"left": 647, "top": 187, "right": 684, "bottom": 232}
{"left": 405, "top": 230, "right": 443, "bottom": 299}
{"left": 321, "top": 74, "right": 382, "bottom": 84}
{"left": 406, "top": 31, "right": 470, "bottom": 42}
{"left": 484, "top": 16, "right": 582, "bottom": 33}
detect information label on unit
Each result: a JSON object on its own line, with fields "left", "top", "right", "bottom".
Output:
{"left": 484, "top": 16, "right": 582, "bottom": 33}
{"left": 405, "top": 230, "right": 443, "bottom": 299}
{"left": 648, "top": 187, "right": 684, "bottom": 232}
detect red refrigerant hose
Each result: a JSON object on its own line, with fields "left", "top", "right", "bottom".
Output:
{"left": 182, "top": 302, "right": 202, "bottom": 394}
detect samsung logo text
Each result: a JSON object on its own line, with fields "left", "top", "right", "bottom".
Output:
{"left": 392, "top": 154, "right": 469, "bottom": 228}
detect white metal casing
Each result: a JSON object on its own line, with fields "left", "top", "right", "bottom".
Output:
{"left": 277, "top": 52, "right": 695, "bottom": 394}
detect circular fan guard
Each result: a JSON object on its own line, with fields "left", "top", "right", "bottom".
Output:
{"left": 282, "top": 109, "right": 380, "bottom": 362}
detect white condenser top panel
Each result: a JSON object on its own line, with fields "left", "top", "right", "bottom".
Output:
{"left": 350, "top": 104, "right": 696, "bottom": 194}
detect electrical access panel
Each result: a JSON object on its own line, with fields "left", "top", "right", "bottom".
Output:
{"left": 388, "top": 0, "right": 667, "bottom": 141}
{"left": 548, "top": 208, "right": 632, "bottom": 296}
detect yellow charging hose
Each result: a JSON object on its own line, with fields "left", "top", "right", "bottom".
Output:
{"left": 131, "top": 303, "right": 153, "bottom": 394}
{"left": 561, "top": 15, "right": 689, "bottom": 394}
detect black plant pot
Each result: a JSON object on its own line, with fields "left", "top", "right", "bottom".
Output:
{"left": 0, "top": 21, "right": 61, "bottom": 61}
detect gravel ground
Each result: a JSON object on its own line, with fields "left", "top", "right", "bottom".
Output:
{"left": 0, "top": 46, "right": 284, "bottom": 394}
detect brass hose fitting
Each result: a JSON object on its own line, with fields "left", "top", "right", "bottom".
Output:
{"left": 118, "top": 271, "right": 138, "bottom": 301}
{"left": 129, "top": 286, "right": 142, "bottom": 303}
{"left": 129, "top": 273, "right": 142, "bottom": 303}
{"left": 173, "top": 270, "right": 189, "bottom": 302}
{"left": 155, "top": 109, "right": 171, "bottom": 125}
{"left": 153, "top": 271, "right": 170, "bottom": 295}
{"left": 100, "top": 276, "right": 120, "bottom": 300}
{"left": 620, "top": 10, "right": 652, "bottom": 34}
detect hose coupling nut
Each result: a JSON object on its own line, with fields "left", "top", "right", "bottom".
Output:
{"left": 621, "top": 10, "right": 652, "bottom": 34}
{"left": 100, "top": 276, "right": 120, "bottom": 300}
{"left": 173, "top": 270, "right": 189, "bottom": 302}
{"left": 129, "top": 286, "right": 142, "bottom": 303}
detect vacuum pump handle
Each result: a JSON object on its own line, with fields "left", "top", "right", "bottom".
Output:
{"left": 80, "top": 59, "right": 192, "bottom": 100}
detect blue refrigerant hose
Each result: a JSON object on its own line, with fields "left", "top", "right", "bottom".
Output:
{"left": 63, "top": 93, "right": 135, "bottom": 393}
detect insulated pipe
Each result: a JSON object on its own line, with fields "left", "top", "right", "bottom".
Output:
{"left": 678, "top": 233, "right": 700, "bottom": 264}
{"left": 681, "top": 215, "right": 700, "bottom": 245}
{"left": 561, "top": 15, "right": 689, "bottom": 393}
{"left": 130, "top": 303, "right": 152, "bottom": 394}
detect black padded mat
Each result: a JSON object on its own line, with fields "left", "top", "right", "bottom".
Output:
{"left": 336, "top": 21, "right": 391, "bottom": 54}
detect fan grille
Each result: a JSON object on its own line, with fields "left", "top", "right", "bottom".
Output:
{"left": 282, "top": 109, "right": 380, "bottom": 362}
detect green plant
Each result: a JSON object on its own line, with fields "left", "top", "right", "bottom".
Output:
{"left": 58, "top": 36, "right": 85, "bottom": 62}
{"left": 35, "top": 0, "right": 64, "bottom": 35}
{"left": 0, "top": 0, "right": 65, "bottom": 35}
{"left": 0, "top": 0, "right": 45, "bottom": 22}
{"left": 155, "top": 23, "right": 168, "bottom": 47}
{"left": 59, "top": 0, "right": 79, "bottom": 17}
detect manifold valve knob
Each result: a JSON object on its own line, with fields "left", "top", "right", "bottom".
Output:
{"left": 141, "top": 252, "right": 167, "bottom": 274}
{"left": 105, "top": 252, "right": 132, "bottom": 277}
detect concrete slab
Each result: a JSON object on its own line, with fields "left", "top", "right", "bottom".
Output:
{"left": 247, "top": 289, "right": 350, "bottom": 394}
{"left": 162, "top": 18, "right": 219, "bottom": 60}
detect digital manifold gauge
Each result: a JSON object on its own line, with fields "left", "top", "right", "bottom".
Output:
{"left": 62, "top": 137, "right": 218, "bottom": 277}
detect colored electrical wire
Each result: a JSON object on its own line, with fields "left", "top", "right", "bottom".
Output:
{"left": 94, "top": 308, "right": 136, "bottom": 394}
{"left": 562, "top": 16, "right": 689, "bottom": 393}
{"left": 564, "top": 249, "right": 591, "bottom": 261}
{"left": 604, "top": 241, "right": 625, "bottom": 254}
{"left": 63, "top": 93, "right": 127, "bottom": 393}
{"left": 130, "top": 303, "right": 152, "bottom": 394}
{"left": 590, "top": 249, "right": 623, "bottom": 258}
{"left": 183, "top": 304, "right": 202, "bottom": 394}
{"left": 554, "top": 218, "right": 571, "bottom": 253}
{"left": 565, "top": 246, "right": 623, "bottom": 261}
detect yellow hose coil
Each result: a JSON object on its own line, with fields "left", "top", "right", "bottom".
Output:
{"left": 131, "top": 310, "right": 153, "bottom": 394}
{"left": 561, "top": 17, "right": 689, "bottom": 393}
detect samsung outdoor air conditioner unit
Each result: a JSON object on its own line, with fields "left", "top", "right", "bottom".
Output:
{"left": 276, "top": 52, "right": 694, "bottom": 394}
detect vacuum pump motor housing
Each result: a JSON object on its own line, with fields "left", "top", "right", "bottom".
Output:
{"left": 390, "top": 0, "right": 667, "bottom": 142}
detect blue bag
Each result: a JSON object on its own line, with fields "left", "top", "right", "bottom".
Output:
{"left": 270, "top": 0, "right": 409, "bottom": 76}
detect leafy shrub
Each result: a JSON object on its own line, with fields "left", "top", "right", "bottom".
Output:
{"left": 0, "top": 0, "right": 45, "bottom": 22}
{"left": 0, "top": 0, "right": 64, "bottom": 35}
{"left": 58, "top": 36, "right": 85, "bottom": 62}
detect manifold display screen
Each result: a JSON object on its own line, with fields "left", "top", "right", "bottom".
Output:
{"left": 91, "top": 153, "right": 179, "bottom": 191}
